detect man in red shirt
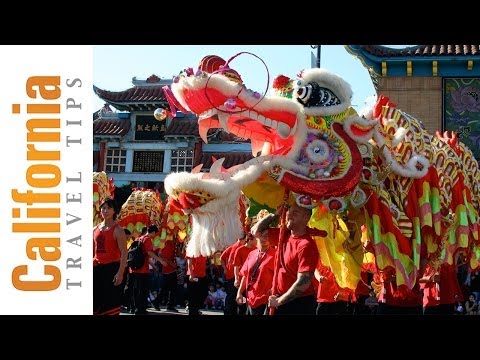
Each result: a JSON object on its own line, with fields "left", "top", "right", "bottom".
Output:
{"left": 236, "top": 227, "right": 276, "bottom": 315}
{"left": 220, "top": 236, "right": 246, "bottom": 315}
{"left": 256, "top": 203, "right": 319, "bottom": 315}
{"left": 232, "top": 235, "right": 257, "bottom": 315}
{"left": 421, "top": 263, "right": 462, "bottom": 315}
{"left": 128, "top": 225, "right": 163, "bottom": 315}
{"left": 376, "top": 270, "right": 423, "bottom": 315}
{"left": 156, "top": 240, "right": 178, "bottom": 312}
{"left": 186, "top": 255, "right": 208, "bottom": 315}
{"left": 315, "top": 262, "right": 354, "bottom": 315}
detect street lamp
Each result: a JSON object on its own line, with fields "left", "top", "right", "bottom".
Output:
{"left": 310, "top": 45, "right": 321, "bottom": 68}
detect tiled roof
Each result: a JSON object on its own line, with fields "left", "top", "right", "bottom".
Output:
{"left": 93, "top": 103, "right": 114, "bottom": 120}
{"left": 93, "top": 85, "right": 166, "bottom": 102}
{"left": 195, "top": 152, "right": 253, "bottom": 169}
{"left": 164, "top": 118, "right": 199, "bottom": 136}
{"left": 360, "top": 45, "right": 480, "bottom": 57}
{"left": 93, "top": 118, "right": 131, "bottom": 136}
{"left": 146, "top": 74, "right": 161, "bottom": 83}
{"left": 93, "top": 84, "right": 167, "bottom": 111}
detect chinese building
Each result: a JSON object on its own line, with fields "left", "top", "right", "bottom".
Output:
{"left": 93, "top": 74, "right": 252, "bottom": 192}
{"left": 346, "top": 45, "right": 480, "bottom": 162}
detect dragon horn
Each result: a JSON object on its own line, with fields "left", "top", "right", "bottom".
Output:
{"left": 210, "top": 158, "right": 226, "bottom": 174}
{"left": 191, "top": 164, "right": 203, "bottom": 173}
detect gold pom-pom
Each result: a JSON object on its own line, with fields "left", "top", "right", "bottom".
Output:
{"left": 154, "top": 108, "right": 167, "bottom": 121}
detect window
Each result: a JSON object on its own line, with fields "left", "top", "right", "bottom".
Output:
{"left": 171, "top": 149, "right": 194, "bottom": 172}
{"left": 105, "top": 148, "right": 127, "bottom": 173}
{"left": 132, "top": 151, "right": 164, "bottom": 172}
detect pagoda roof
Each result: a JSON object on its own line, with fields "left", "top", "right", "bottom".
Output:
{"left": 94, "top": 118, "right": 131, "bottom": 136}
{"left": 351, "top": 45, "right": 480, "bottom": 58}
{"left": 164, "top": 117, "right": 199, "bottom": 137}
{"left": 345, "top": 45, "right": 480, "bottom": 87}
{"left": 93, "top": 104, "right": 131, "bottom": 136}
{"left": 93, "top": 74, "right": 169, "bottom": 111}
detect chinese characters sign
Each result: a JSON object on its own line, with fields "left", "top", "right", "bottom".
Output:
{"left": 444, "top": 78, "right": 480, "bottom": 162}
{"left": 132, "top": 151, "right": 164, "bottom": 172}
{"left": 135, "top": 115, "right": 166, "bottom": 140}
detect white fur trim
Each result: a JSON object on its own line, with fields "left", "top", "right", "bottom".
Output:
{"left": 343, "top": 116, "right": 379, "bottom": 144}
{"left": 392, "top": 127, "right": 407, "bottom": 148}
{"left": 372, "top": 131, "right": 430, "bottom": 178}
{"left": 294, "top": 68, "right": 352, "bottom": 116}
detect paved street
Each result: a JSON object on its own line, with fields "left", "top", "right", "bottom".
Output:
{"left": 121, "top": 305, "right": 223, "bottom": 316}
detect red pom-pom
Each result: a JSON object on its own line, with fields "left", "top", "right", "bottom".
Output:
{"left": 273, "top": 74, "right": 291, "bottom": 90}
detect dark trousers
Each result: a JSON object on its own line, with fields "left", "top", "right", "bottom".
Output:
{"left": 158, "top": 271, "right": 177, "bottom": 309}
{"left": 316, "top": 301, "right": 351, "bottom": 315}
{"left": 123, "top": 272, "right": 135, "bottom": 309}
{"left": 224, "top": 278, "right": 239, "bottom": 315}
{"left": 93, "top": 262, "right": 122, "bottom": 315}
{"left": 132, "top": 273, "right": 151, "bottom": 313}
{"left": 176, "top": 283, "right": 186, "bottom": 307}
{"left": 119, "top": 267, "right": 129, "bottom": 308}
{"left": 238, "top": 290, "right": 247, "bottom": 315}
{"left": 150, "top": 270, "right": 162, "bottom": 293}
{"left": 187, "top": 276, "right": 208, "bottom": 315}
{"left": 423, "top": 303, "right": 455, "bottom": 315}
{"left": 352, "top": 295, "right": 371, "bottom": 315}
{"left": 274, "top": 295, "right": 316, "bottom": 315}
{"left": 377, "top": 303, "right": 422, "bottom": 315}
{"left": 248, "top": 304, "right": 267, "bottom": 315}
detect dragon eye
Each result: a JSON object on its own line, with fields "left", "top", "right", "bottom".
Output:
{"left": 296, "top": 85, "right": 312, "bottom": 102}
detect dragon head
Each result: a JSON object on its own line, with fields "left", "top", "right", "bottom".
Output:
{"left": 169, "top": 55, "right": 304, "bottom": 157}
{"left": 267, "top": 68, "right": 378, "bottom": 203}
{"left": 165, "top": 157, "right": 271, "bottom": 257}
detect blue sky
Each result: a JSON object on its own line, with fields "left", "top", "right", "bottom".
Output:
{"left": 93, "top": 45, "right": 379, "bottom": 113}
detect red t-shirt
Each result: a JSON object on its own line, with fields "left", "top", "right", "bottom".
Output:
{"left": 316, "top": 263, "right": 340, "bottom": 302}
{"left": 187, "top": 256, "right": 207, "bottom": 278}
{"left": 129, "top": 235, "right": 154, "bottom": 274}
{"left": 423, "top": 264, "right": 463, "bottom": 307}
{"left": 378, "top": 280, "right": 422, "bottom": 307}
{"left": 315, "top": 262, "right": 355, "bottom": 302}
{"left": 272, "top": 228, "right": 319, "bottom": 297}
{"left": 160, "top": 240, "right": 176, "bottom": 274}
{"left": 240, "top": 248, "right": 276, "bottom": 308}
{"left": 233, "top": 245, "right": 256, "bottom": 268}
{"left": 93, "top": 224, "right": 121, "bottom": 264}
{"left": 220, "top": 241, "right": 243, "bottom": 280}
